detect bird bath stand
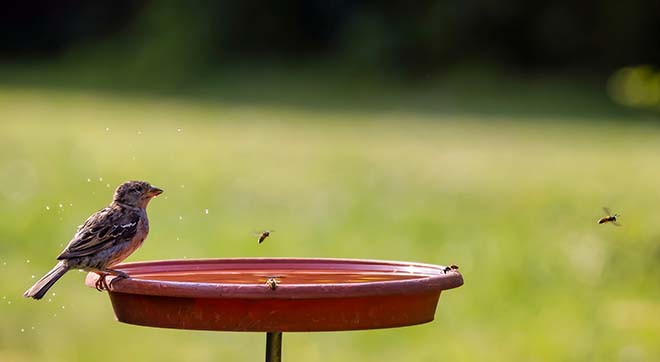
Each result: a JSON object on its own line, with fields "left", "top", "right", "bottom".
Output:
{"left": 86, "top": 258, "right": 463, "bottom": 361}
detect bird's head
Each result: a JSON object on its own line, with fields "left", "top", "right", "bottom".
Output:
{"left": 113, "top": 181, "right": 163, "bottom": 209}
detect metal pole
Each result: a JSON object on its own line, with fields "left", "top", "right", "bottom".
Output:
{"left": 265, "top": 332, "right": 282, "bottom": 362}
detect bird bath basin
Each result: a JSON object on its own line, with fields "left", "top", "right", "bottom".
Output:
{"left": 86, "top": 258, "right": 463, "bottom": 361}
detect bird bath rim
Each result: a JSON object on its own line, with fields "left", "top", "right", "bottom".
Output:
{"left": 86, "top": 257, "right": 463, "bottom": 333}
{"left": 85, "top": 257, "right": 463, "bottom": 299}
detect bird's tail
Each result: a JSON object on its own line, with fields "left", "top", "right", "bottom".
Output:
{"left": 23, "top": 261, "right": 69, "bottom": 300}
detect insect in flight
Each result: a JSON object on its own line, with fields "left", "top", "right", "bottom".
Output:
{"left": 256, "top": 230, "right": 273, "bottom": 244}
{"left": 598, "top": 207, "right": 621, "bottom": 226}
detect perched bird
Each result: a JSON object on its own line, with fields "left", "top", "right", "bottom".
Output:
{"left": 24, "top": 181, "right": 163, "bottom": 300}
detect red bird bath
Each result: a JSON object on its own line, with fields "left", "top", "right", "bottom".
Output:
{"left": 86, "top": 258, "right": 463, "bottom": 361}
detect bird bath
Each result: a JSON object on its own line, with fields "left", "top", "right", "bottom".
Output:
{"left": 86, "top": 258, "right": 463, "bottom": 361}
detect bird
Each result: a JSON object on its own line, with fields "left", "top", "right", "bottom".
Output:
{"left": 23, "top": 180, "right": 163, "bottom": 300}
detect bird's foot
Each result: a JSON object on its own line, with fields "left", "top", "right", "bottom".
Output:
{"left": 95, "top": 270, "right": 130, "bottom": 291}
{"left": 108, "top": 271, "right": 129, "bottom": 289}
{"left": 95, "top": 273, "right": 109, "bottom": 292}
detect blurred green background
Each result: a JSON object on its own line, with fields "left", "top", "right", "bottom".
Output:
{"left": 2, "top": 2, "right": 660, "bottom": 362}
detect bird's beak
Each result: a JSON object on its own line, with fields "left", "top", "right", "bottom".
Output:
{"left": 148, "top": 186, "right": 163, "bottom": 197}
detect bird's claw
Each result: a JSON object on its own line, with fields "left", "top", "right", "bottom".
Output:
{"left": 95, "top": 271, "right": 130, "bottom": 291}
{"left": 108, "top": 273, "right": 129, "bottom": 289}
{"left": 95, "top": 273, "right": 109, "bottom": 292}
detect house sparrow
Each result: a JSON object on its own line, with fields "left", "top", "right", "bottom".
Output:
{"left": 24, "top": 181, "right": 163, "bottom": 300}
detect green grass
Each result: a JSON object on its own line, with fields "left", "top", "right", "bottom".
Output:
{"left": 1, "top": 86, "right": 659, "bottom": 361}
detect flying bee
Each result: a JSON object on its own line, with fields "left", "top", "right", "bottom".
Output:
{"left": 256, "top": 230, "right": 273, "bottom": 244}
{"left": 598, "top": 207, "right": 621, "bottom": 226}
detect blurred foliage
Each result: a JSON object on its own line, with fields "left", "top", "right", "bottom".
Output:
{"left": 1, "top": 1, "right": 659, "bottom": 116}
{"left": 608, "top": 65, "right": 660, "bottom": 111}
{"left": 2, "top": 1, "right": 660, "bottom": 78}
{"left": 2, "top": 1, "right": 658, "bottom": 115}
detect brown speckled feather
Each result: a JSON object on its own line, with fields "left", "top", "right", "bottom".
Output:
{"left": 57, "top": 205, "right": 141, "bottom": 260}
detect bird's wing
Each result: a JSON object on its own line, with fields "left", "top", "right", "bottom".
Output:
{"left": 57, "top": 206, "right": 140, "bottom": 260}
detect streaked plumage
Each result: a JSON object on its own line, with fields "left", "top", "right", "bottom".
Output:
{"left": 24, "top": 181, "right": 162, "bottom": 300}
